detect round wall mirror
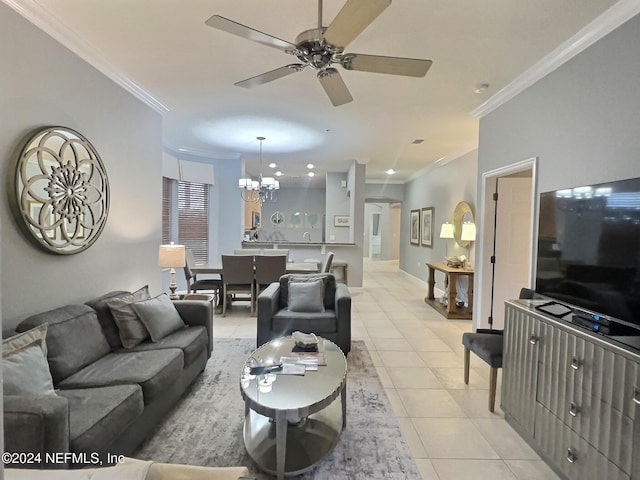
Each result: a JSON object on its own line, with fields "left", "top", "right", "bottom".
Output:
{"left": 453, "top": 201, "right": 474, "bottom": 248}
{"left": 9, "top": 126, "right": 110, "bottom": 255}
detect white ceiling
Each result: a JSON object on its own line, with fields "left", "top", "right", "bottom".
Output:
{"left": 8, "top": 0, "right": 627, "bottom": 185}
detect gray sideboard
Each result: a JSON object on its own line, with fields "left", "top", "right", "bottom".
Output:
{"left": 502, "top": 300, "right": 640, "bottom": 480}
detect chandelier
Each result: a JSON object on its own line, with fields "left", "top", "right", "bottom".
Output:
{"left": 238, "top": 136, "right": 279, "bottom": 204}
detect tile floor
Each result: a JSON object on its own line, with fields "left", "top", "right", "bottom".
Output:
{"left": 213, "top": 259, "right": 561, "bottom": 480}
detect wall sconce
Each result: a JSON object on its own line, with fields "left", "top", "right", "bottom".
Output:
{"left": 440, "top": 222, "right": 454, "bottom": 257}
{"left": 158, "top": 241, "right": 186, "bottom": 298}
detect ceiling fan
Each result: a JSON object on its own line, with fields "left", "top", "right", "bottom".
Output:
{"left": 205, "top": 0, "right": 432, "bottom": 106}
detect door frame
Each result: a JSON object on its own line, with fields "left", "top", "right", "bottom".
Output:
{"left": 473, "top": 157, "right": 539, "bottom": 330}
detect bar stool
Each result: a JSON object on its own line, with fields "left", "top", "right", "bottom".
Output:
{"left": 462, "top": 332, "right": 503, "bottom": 412}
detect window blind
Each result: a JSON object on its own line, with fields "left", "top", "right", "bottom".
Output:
{"left": 178, "top": 181, "right": 209, "bottom": 263}
{"left": 162, "top": 177, "right": 171, "bottom": 244}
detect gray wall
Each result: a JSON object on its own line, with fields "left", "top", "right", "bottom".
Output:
{"left": 259, "top": 187, "right": 326, "bottom": 243}
{"left": 0, "top": 3, "right": 163, "bottom": 328}
{"left": 475, "top": 13, "right": 640, "bottom": 326}
{"left": 400, "top": 150, "right": 478, "bottom": 292}
{"left": 325, "top": 172, "right": 351, "bottom": 243}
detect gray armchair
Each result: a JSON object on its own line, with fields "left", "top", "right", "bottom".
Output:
{"left": 257, "top": 273, "right": 351, "bottom": 355}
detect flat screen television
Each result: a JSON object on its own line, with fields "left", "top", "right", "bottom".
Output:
{"left": 535, "top": 177, "right": 640, "bottom": 326}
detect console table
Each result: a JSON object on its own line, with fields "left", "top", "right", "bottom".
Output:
{"left": 424, "top": 262, "right": 474, "bottom": 319}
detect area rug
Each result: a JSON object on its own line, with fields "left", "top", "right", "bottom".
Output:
{"left": 135, "top": 339, "right": 420, "bottom": 479}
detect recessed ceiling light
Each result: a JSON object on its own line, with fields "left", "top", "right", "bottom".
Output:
{"left": 275, "top": 171, "right": 283, "bottom": 176}
{"left": 411, "top": 139, "right": 424, "bottom": 144}
{"left": 307, "top": 163, "right": 314, "bottom": 169}
{"left": 474, "top": 83, "right": 490, "bottom": 93}
{"left": 386, "top": 169, "right": 395, "bottom": 175}
{"left": 269, "top": 162, "right": 277, "bottom": 168}
{"left": 308, "top": 172, "right": 315, "bottom": 177}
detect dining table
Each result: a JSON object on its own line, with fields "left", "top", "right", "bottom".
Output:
{"left": 190, "top": 261, "right": 320, "bottom": 276}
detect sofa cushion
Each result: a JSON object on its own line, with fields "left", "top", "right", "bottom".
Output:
{"left": 2, "top": 324, "right": 56, "bottom": 396}
{"left": 105, "top": 286, "right": 152, "bottom": 348}
{"left": 279, "top": 273, "right": 336, "bottom": 309}
{"left": 272, "top": 309, "right": 338, "bottom": 334}
{"left": 121, "top": 326, "right": 208, "bottom": 367}
{"left": 17, "top": 305, "right": 111, "bottom": 384}
{"left": 57, "top": 349, "right": 184, "bottom": 404}
{"left": 133, "top": 294, "right": 186, "bottom": 342}
{"left": 288, "top": 279, "right": 325, "bottom": 313}
{"left": 85, "top": 290, "right": 132, "bottom": 350}
{"left": 58, "top": 385, "right": 143, "bottom": 454}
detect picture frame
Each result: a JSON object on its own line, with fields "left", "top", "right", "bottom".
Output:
{"left": 410, "top": 209, "right": 420, "bottom": 245}
{"left": 334, "top": 215, "right": 350, "bottom": 227}
{"left": 421, "top": 207, "right": 434, "bottom": 247}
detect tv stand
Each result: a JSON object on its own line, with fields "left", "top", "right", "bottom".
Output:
{"left": 502, "top": 300, "right": 640, "bottom": 480}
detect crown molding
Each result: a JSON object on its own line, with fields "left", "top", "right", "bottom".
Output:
{"left": 3, "top": 0, "right": 169, "bottom": 114}
{"left": 472, "top": 0, "right": 640, "bottom": 119}
{"left": 406, "top": 145, "right": 478, "bottom": 184}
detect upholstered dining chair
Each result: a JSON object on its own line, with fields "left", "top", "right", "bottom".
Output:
{"left": 254, "top": 255, "right": 287, "bottom": 297}
{"left": 234, "top": 248, "right": 260, "bottom": 255}
{"left": 183, "top": 249, "right": 222, "bottom": 306}
{"left": 221, "top": 254, "right": 256, "bottom": 317}
{"left": 322, "top": 251, "right": 334, "bottom": 273}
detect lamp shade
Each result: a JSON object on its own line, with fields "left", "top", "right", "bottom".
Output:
{"left": 461, "top": 222, "right": 477, "bottom": 242}
{"left": 440, "top": 222, "right": 454, "bottom": 239}
{"left": 158, "top": 243, "right": 186, "bottom": 268}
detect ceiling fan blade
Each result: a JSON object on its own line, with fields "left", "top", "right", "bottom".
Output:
{"left": 205, "top": 15, "right": 298, "bottom": 53}
{"left": 317, "top": 68, "right": 353, "bottom": 106}
{"left": 235, "top": 64, "right": 305, "bottom": 88}
{"left": 342, "top": 54, "right": 432, "bottom": 77}
{"left": 323, "top": 0, "right": 391, "bottom": 50}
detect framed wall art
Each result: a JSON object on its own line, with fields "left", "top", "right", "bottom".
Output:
{"left": 421, "top": 207, "right": 434, "bottom": 247}
{"left": 410, "top": 209, "right": 420, "bottom": 245}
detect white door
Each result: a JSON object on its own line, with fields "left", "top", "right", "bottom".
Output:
{"left": 492, "top": 176, "right": 533, "bottom": 329}
{"left": 370, "top": 212, "right": 381, "bottom": 259}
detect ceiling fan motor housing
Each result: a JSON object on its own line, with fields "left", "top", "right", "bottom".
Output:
{"left": 295, "top": 28, "right": 338, "bottom": 70}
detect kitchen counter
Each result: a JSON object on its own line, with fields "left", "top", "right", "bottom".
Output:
{"left": 242, "top": 241, "right": 356, "bottom": 247}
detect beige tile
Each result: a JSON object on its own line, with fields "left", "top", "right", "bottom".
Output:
{"left": 431, "top": 366, "right": 487, "bottom": 389}
{"left": 372, "top": 337, "right": 414, "bottom": 351}
{"left": 387, "top": 367, "right": 442, "bottom": 389}
{"left": 415, "top": 459, "right": 439, "bottom": 480}
{"left": 378, "top": 351, "right": 427, "bottom": 368}
{"left": 397, "top": 417, "right": 428, "bottom": 458}
{"left": 472, "top": 419, "right": 539, "bottom": 460}
{"left": 413, "top": 418, "right": 500, "bottom": 459}
{"left": 397, "top": 389, "right": 466, "bottom": 418}
{"left": 374, "top": 366, "right": 394, "bottom": 388}
{"left": 431, "top": 459, "right": 517, "bottom": 480}
{"left": 448, "top": 389, "right": 505, "bottom": 419}
{"left": 418, "top": 350, "right": 462, "bottom": 368}
{"left": 504, "top": 460, "right": 562, "bottom": 480}
{"left": 383, "top": 388, "right": 408, "bottom": 418}
{"left": 367, "top": 326, "right": 405, "bottom": 339}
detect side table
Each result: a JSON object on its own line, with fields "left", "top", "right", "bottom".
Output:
{"left": 425, "top": 262, "right": 474, "bottom": 319}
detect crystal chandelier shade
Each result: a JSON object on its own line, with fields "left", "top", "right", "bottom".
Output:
{"left": 238, "top": 136, "right": 279, "bottom": 204}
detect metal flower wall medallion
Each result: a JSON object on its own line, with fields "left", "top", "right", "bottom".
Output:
{"left": 10, "top": 126, "right": 110, "bottom": 254}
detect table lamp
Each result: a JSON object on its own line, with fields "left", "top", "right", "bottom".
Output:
{"left": 461, "top": 222, "right": 477, "bottom": 268}
{"left": 440, "top": 222, "right": 454, "bottom": 258}
{"left": 158, "top": 242, "right": 186, "bottom": 298}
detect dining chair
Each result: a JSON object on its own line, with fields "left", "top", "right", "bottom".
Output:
{"left": 234, "top": 248, "right": 260, "bottom": 255}
{"left": 221, "top": 254, "right": 256, "bottom": 317}
{"left": 322, "top": 251, "right": 334, "bottom": 273}
{"left": 254, "top": 255, "right": 287, "bottom": 296}
{"left": 184, "top": 249, "right": 222, "bottom": 306}
{"left": 260, "top": 249, "right": 289, "bottom": 261}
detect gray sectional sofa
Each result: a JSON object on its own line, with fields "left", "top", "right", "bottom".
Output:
{"left": 3, "top": 289, "right": 212, "bottom": 468}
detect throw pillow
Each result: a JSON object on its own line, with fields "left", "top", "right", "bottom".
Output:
{"left": 132, "top": 293, "right": 186, "bottom": 342}
{"left": 288, "top": 279, "right": 325, "bottom": 313}
{"left": 2, "top": 324, "right": 56, "bottom": 396}
{"left": 106, "top": 285, "right": 151, "bottom": 348}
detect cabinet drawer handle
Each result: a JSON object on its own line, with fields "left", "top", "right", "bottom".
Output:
{"left": 569, "top": 402, "right": 580, "bottom": 417}
{"left": 633, "top": 388, "right": 640, "bottom": 405}
{"left": 567, "top": 448, "right": 577, "bottom": 464}
{"left": 529, "top": 335, "right": 539, "bottom": 345}
{"left": 570, "top": 356, "right": 581, "bottom": 370}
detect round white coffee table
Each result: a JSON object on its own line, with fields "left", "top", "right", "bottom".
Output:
{"left": 240, "top": 336, "right": 347, "bottom": 479}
